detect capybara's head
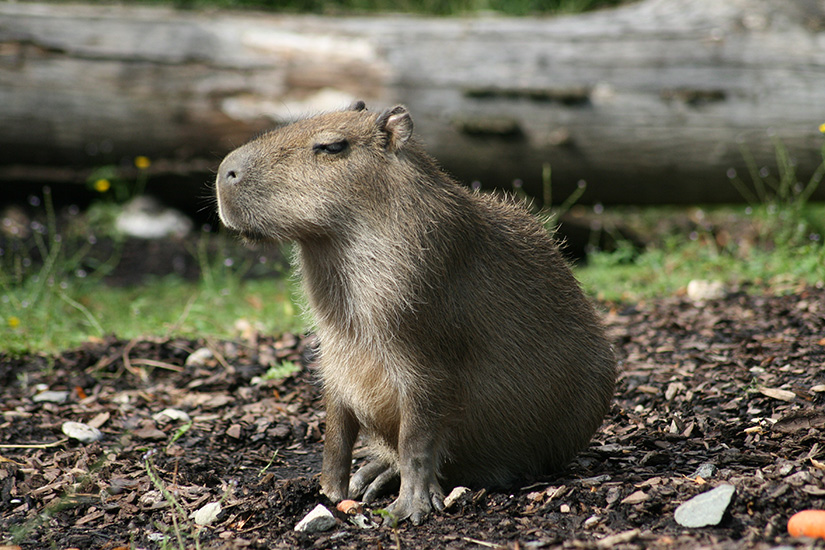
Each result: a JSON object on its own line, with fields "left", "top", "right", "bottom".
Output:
{"left": 216, "top": 102, "right": 414, "bottom": 243}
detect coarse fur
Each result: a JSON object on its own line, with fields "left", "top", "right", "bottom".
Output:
{"left": 215, "top": 102, "right": 616, "bottom": 524}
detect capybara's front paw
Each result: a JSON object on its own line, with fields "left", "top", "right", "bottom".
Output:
{"left": 319, "top": 477, "right": 349, "bottom": 503}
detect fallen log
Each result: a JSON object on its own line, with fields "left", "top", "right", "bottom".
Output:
{"left": 1, "top": 0, "right": 823, "bottom": 204}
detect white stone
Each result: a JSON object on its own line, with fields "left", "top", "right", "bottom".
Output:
{"left": 152, "top": 408, "right": 191, "bottom": 423}
{"left": 115, "top": 196, "right": 192, "bottom": 239}
{"left": 686, "top": 279, "right": 725, "bottom": 302}
{"left": 192, "top": 502, "right": 222, "bottom": 526}
{"left": 185, "top": 347, "right": 213, "bottom": 367}
{"left": 294, "top": 504, "right": 336, "bottom": 533}
{"left": 61, "top": 421, "right": 103, "bottom": 443}
{"left": 33, "top": 390, "right": 69, "bottom": 403}
{"left": 443, "top": 486, "right": 471, "bottom": 509}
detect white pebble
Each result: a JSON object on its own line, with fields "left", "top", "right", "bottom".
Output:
{"left": 686, "top": 279, "right": 725, "bottom": 302}
{"left": 61, "top": 421, "right": 103, "bottom": 443}
{"left": 443, "top": 486, "right": 471, "bottom": 509}
{"left": 294, "top": 504, "right": 336, "bottom": 533}
{"left": 33, "top": 390, "right": 70, "bottom": 404}
{"left": 192, "top": 501, "right": 222, "bottom": 525}
{"left": 185, "top": 347, "right": 214, "bottom": 367}
{"left": 152, "top": 408, "right": 192, "bottom": 423}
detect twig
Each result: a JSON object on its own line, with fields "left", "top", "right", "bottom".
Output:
{"left": 122, "top": 339, "right": 146, "bottom": 380}
{"left": 461, "top": 537, "right": 502, "bottom": 549}
{"left": 0, "top": 438, "right": 68, "bottom": 449}
{"left": 165, "top": 291, "right": 199, "bottom": 337}
{"left": 206, "top": 339, "right": 235, "bottom": 374}
{"left": 129, "top": 358, "right": 185, "bottom": 372}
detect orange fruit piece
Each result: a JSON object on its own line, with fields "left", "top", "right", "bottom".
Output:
{"left": 788, "top": 510, "right": 825, "bottom": 539}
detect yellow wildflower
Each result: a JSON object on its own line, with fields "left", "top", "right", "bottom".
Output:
{"left": 94, "top": 178, "right": 111, "bottom": 193}
{"left": 819, "top": 123, "right": 825, "bottom": 134}
{"left": 134, "top": 156, "right": 151, "bottom": 169}
{"left": 8, "top": 316, "right": 20, "bottom": 329}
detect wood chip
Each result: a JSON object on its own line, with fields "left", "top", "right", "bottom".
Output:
{"left": 758, "top": 387, "right": 796, "bottom": 401}
{"left": 621, "top": 490, "right": 649, "bottom": 505}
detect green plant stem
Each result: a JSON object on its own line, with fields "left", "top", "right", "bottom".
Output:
{"left": 58, "top": 291, "right": 105, "bottom": 336}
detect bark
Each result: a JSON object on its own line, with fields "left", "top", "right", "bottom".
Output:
{"left": 1, "top": 0, "right": 823, "bottom": 204}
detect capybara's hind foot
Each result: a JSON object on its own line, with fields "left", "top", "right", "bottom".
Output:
{"left": 349, "top": 460, "right": 399, "bottom": 502}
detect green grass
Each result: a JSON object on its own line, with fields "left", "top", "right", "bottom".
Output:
{"left": 1, "top": 276, "right": 303, "bottom": 356}
{"left": 574, "top": 204, "right": 825, "bottom": 302}
{"left": 1, "top": 185, "right": 306, "bottom": 356}
{"left": 576, "top": 236, "right": 825, "bottom": 302}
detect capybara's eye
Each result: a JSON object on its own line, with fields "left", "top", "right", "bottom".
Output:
{"left": 313, "top": 140, "right": 348, "bottom": 155}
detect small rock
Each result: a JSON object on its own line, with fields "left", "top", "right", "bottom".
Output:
{"left": 192, "top": 502, "right": 222, "bottom": 526}
{"left": 62, "top": 421, "right": 103, "bottom": 443}
{"left": 674, "top": 484, "right": 735, "bottom": 527}
{"left": 692, "top": 463, "right": 718, "bottom": 480}
{"left": 686, "top": 279, "right": 725, "bottom": 302}
{"left": 185, "top": 347, "right": 214, "bottom": 367}
{"left": 294, "top": 504, "right": 336, "bottom": 533}
{"left": 33, "top": 390, "right": 70, "bottom": 404}
{"left": 152, "top": 408, "right": 191, "bottom": 423}
{"left": 443, "top": 486, "right": 471, "bottom": 509}
{"left": 115, "top": 196, "right": 192, "bottom": 239}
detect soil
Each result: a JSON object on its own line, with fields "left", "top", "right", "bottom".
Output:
{"left": 2, "top": 283, "right": 825, "bottom": 549}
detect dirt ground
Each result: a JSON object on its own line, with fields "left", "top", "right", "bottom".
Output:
{"left": 1, "top": 283, "right": 824, "bottom": 550}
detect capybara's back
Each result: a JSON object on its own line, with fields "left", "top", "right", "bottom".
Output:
{"left": 425, "top": 192, "right": 616, "bottom": 486}
{"left": 215, "top": 102, "right": 616, "bottom": 523}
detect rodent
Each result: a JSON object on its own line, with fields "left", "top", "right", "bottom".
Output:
{"left": 215, "top": 102, "right": 616, "bottom": 524}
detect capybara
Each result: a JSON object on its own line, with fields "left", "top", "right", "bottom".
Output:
{"left": 215, "top": 102, "right": 616, "bottom": 524}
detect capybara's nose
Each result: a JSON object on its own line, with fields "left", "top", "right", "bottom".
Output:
{"left": 217, "top": 149, "right": 246, "bottom": 188}
{"left": 218, "top": 163, "right": 242, "bottom": 188}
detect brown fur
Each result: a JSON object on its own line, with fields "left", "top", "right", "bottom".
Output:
{"left": 215, "top": 103, "right": 616, "bottom": 523}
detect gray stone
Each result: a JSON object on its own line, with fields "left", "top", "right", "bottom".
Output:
{"left": 674, "top": 484, "right": 735, "bottom": 528}
{"left": 691, "top": 463, "right": 718, "bottom": 480}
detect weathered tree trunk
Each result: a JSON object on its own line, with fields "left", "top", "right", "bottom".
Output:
{"left": 1, "top": 0, "right": 823, "bottom": 204}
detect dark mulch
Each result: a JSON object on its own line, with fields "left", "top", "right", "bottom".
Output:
{"left": 1, "top": 285, "right": 824, "bottom": 549}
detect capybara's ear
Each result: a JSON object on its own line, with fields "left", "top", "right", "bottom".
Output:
{"left": 350, "top": 100, "right": 367, "bottom": 112}
{"left": 377, "top": 105, "right": 413, "bottom": 152}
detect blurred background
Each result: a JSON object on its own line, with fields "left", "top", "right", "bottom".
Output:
{"left": 1, "top": 0, "right": 824, "bottom": 353}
